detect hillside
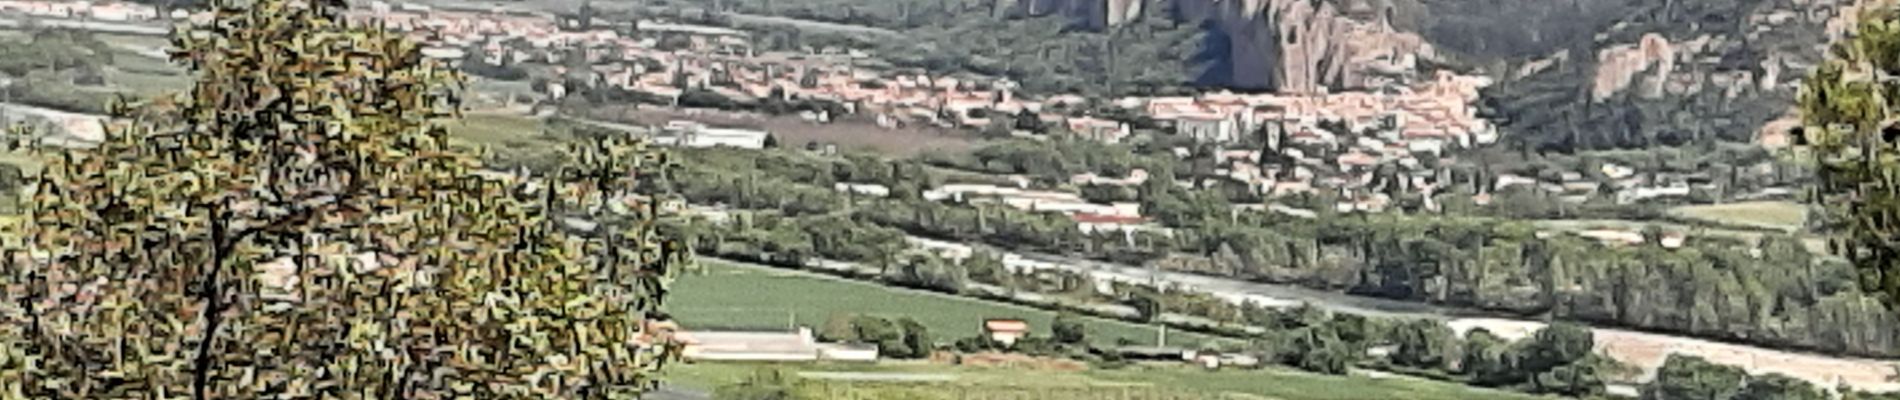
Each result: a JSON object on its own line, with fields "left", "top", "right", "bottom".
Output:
{"left": 675, "top": 0, "right": 1862, "bottom": 152}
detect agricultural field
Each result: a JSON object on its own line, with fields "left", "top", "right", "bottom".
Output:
{"left": 667, "top": 259, "right": 1226, "bottom": 348}
{"left": 1669, "top": 201, "right": 1809, "bottom": 232}
{"left": 662, "top": 362, "right": 1549, "bottom": 400}
{"left": 447, "top": 111, "right": 546, "bottom": 145}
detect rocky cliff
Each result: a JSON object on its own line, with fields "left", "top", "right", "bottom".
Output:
{"left": 1478, "top": 0, "right": 1867, "bottom": 150}
{"left": 994, "top": 0, "right": 1864, "bottom": 149}
{"left": 1001, "top": 0, "right": 1438, "bottom": 93}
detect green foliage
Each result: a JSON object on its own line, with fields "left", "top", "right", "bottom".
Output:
{"left": 854, "top": 315, "right": 907, "bottom": 354}
{"left": 1290, "top": 325, "right": 1354, "bottom": 375}
{"left": 1052, "top": 313, "right": 1087, "bottom": 346}
{"left": 0, "top": 0, "right": 687, "bottom": 397}
{"left": 1799, "top": 5, "right": 1900, "bottom": 307}
{"left": 1519, "top": 323, "right": 1594, "bottom": 374}
{"left": 1735, "top": 373, "right": 1825, "bottom": 400}
{"left": 714, "top": 369, "right": 798, "bottom": 400}
{"left": 1390, "top": 318, "right": 1456, "bottom": 370}
{"left": 895, "top": 252, "right": 968, "bottom": 293}
{"left": 841, "top": 315, "right": 934, "bottom": 359}
{"left": 666, "top": 261, "right": 1224, "bottom": 348}
{"left": 1643, "top": 354, "right": 1747, "bottom": 400}
{"left": 0, "top": 29, "right": 112, "bottom": 77}
{"left": 897, "top": 317, "right": 932, "bottom": 358}
{"left": 820, "top": 313, "right": 861, "bottom": 343}
{"left": 1462, "top": 329, "right": 1517, "bottom": 385}
{"left": 672, "top": 137, "right": 1896, "bottom": 358}
{"left": 1530, "top": 354, "right": 1610, "bottom": 397}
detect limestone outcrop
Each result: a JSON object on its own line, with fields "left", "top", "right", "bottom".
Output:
{"left": 991, "top": 0, "right": 1435, "bottom": 93}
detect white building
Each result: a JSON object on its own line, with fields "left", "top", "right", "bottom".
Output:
{"left": 680, "top": 327, "right": 879, "bottom": 362}
{"left": 654, "top": 126, "right": 771, "bottom": 150}
{"left": 833, "top": 182, "right": 891, "bottom": 198}
{"left": 1177, "top": 115, "right": 1238, "bottom": 143}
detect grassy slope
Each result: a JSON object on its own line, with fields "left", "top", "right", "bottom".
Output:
{"left": 668, "top": 259, "right": 1225, "bottom": 348}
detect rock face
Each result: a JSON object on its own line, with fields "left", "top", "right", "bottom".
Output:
{"left": 1028, "top": 0, "right": 1437, "bottom": 93}
{"left": 1591, "top": 34, "right": 1676, "bottom": 101}
{"left": 992, "top": 0, "right": 1868, "bottom": 148}
{"left": 1177, "top": 0, "right": 1436, "bottom": 93}
{"left": 1474, "top": 0, "right": 1873, "bottom": 150}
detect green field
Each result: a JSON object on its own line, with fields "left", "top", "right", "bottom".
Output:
{"left": 668, "top": 259, "right": 1226, "bottom": 348}
{"left": 448, "top": 111, "right": 546, "bottom": 145}
{"left": 1669, "top": 201, "right": 1808, "bottom": 232}
{"left": 442, "top": 110, "right": 572, "bottom": 167}
{"left": 664, "top": 362, "right": 1548, "bottom": 400}
{"left": 103, "top": 67, "right": 188, "bottom": 96}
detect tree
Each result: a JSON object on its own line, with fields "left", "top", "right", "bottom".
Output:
{"left": 1013, "top": 109, "right": 1045, "bottom": 134}
{"left": 1463, "top": 328, "right": 1519, "bottom": 385}
{"left": 854, "top": 315, "right": 909, "bottom": 357}
{"left": 1533, "top": 354, "right": 1610, "bottom": 397}
{"left": 0, "top": 0, "right": 689, "bottom": 397}
{"left": 1736, "top": 373, "right": 1825, "bottom": 400}
{"left": 1520, "top": 322, "right": 1594, "bottom": 373}
{"left": 1128, "top": 290, "right": 1163, "bottom": 322}
{"left": 1391, "top": 318, "right": 1455, "bottom": 370}
{"left": 577, "top": 0, "right": 597, "bottom": 29}
{"left": 896, "top": 253, "right": 967, "bottom": 293}
{"left": 1643, "top": 355, "right": 1746, "bottom": 400}
{"left": 897, "top": 317, "right": 932, "bottom": 359}
{"left": 1052, "top": 313, "right": 1087, "bottom": 346}
{"left": 1292, "top": 325, "right": 1352, "bottom": 375}
{"left": 820, "top": 313, "right": 861, "bottom": 343}
{"left": 1798, "top": 6, "right": 1900, "bottom": 304}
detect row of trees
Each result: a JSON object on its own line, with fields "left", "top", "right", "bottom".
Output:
{"left": 817, "top": 314, "right": 932, "bottom": 359}
{"left": 661, "top": 143, "right": 1900, "bottom": 357}
{"left": 1386, "top": 321, "right": 1613, "bottom": 396}
{"left": 1632, "top": 353, "right": 1900, "bottom": 400}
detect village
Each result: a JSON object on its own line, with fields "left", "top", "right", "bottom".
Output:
{"left": 0, "top": 0, "right": 1807, "bottom": 259}
{"left": 0, "top": 4, "right": 1863, "bottom": 398}
{"left": 0, "top": 0, "right": 1771, "bottom": 247}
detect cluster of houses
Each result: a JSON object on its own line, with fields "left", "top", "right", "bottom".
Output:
{"left": 1177, "top": 72, "right": 1504, "bottom": 213}
{"left": 347, "top": 3, "right": 1743, "bottom": 224}
{"left": 651, "top": 120, "right": 771, "bottom": 149}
